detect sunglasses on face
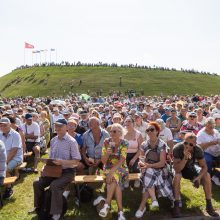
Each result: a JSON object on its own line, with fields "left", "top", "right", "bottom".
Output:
{"left": 110, "top": 130, "right": 118, "bottom": 134}
{"left": 184, "top": 141, "right": 194, "bottom": 147}
{"left": 189, "top": 116, "right": 196, "bottom": 118}
{"left": 146, "top": 128, "right": 155, "bottom": 133}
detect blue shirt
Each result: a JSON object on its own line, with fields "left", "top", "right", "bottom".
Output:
{"left": 82, "top": 128, "right": 109, "bottom": 159}
{"left": 0, "top": 129, "right": 23, "bottom": 162}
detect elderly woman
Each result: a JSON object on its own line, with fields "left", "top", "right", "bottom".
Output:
{"left": 39, "top": 111, "right": 51, "bottom": 147}
{"left": 100, "top": 123, "right": 128, "bottom": 220}
{"left": 124, "top": 116, "right": 143, "bottom": 188}
{"left": 180, "top": 112, "right": 203, "bottom": 135}
{"left": 135, "top": 122, "right": 174, "bottom": 218}
{"left": 197, "top": 117, "right": 220, "bottom": 186}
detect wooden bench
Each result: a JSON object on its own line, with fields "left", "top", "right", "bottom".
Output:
{"left": 0, "top": 176, "right": 17, "bottom": 207}
{"left": 14, "top": 162, "right": 27, "bottom": 178}
{"left": 214, "top": 168, "right": 220, "bottom": 172}
{"left": 24, "top": 151, "right": 33, "bottom": 158}
{"left": 74, "top": 173, "right": 141, "bottom": 207}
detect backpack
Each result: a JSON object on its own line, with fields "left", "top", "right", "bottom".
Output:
{"left": 77, "top": 184, "right": 93, "bottom": 203}
{"left": 38, "top": 188, "right": 67, "bottom": 220}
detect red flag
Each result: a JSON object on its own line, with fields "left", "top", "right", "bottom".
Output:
{"left": 25, "top": 42, "right": 34, "bottom": 49}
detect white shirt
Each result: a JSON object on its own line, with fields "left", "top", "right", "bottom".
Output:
{"left": 197, "top": 128, "right": 220, "bottom": 157}
{"left": 135, "top": 121, "right": 148, "bottom": 140}
{"left": 22, "top": 122, "right": 40, "bottom": 142}
{"left": 159, "top": 127, "right": 173, "bottom": 143}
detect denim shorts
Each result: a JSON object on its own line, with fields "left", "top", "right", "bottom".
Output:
{"left": 7, "top": 159, "right": 22, "bottom": 172}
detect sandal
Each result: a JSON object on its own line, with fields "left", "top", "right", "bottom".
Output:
{"left": 99, "top": 203, "right": 110, "bottom": 218}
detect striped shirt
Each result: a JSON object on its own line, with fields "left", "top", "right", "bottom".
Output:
{"left": 50, "top": 133, "right": 81, "bottom": 169}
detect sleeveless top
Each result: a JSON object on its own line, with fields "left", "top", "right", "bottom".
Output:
{"left": 126, "top": 130, "right": 141, "bottom": 154}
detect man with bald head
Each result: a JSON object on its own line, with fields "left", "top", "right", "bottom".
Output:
{"left": 82, "top": 117, "right": 109, "bottom": 173}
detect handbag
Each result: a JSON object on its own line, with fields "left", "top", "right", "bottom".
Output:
{"left": 41, "top": 164, "right": 62, "bottom": 178}
{"left": 145, "top": 147, "right": 160, "bottom": 164}
{"left": 39, "top": 136, "right": 47, "bottom": 154}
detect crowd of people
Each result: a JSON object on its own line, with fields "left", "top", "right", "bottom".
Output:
{"left": 0, "top": 93, "right": 220, "bottom": 220}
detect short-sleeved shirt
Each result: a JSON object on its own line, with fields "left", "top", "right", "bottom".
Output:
{"left": 0, "top": 141, "right": 6, "bottom": 177}
{"left": 0, "top": 129, "right": 23, "bottom": 162}
{"left": 159, "top": 127, "right": 173, "bottom": 143}
{"left": 82, "top": 128, "right": 109, "bottom": 159}
{"left": 22, "top": 122, "right": 40, "bottom": 142}
{"left": 173, "top": 142, "right": 204, "bottom": 167}
{"left": 50, "top": 133, "right": 81, "bottom": 169}
{"left": 197, "top": 128, "right": 220, "bottom": 157}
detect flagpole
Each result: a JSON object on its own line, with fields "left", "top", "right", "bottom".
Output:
{"left": 32, "top": 52, "right": 33, "bottom": 66}
{"left": 50, "top": 50, "right": 51, "bottom": 63}
{"left": 24, "top": 47, "right": 25, "bottom": 66}
{"left": 56, "top": 49, "right": 57, "bottom": 63}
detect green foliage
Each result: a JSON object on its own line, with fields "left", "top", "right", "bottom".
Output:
{"left": 0, "top": 66, "right": 219, "bottom": 97}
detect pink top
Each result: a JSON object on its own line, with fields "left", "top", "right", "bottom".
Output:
{"left": 126, "top": 130, "right": 141, "bottom": 154}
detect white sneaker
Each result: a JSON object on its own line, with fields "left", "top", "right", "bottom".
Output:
{"left": 93, "top": 196, "right": 105, "bottom": 206}
{"left": 63, "top": 190, "right": 70, "bottom": 199}
{"left": 135, "top": 207, "right": 146, "bottom": 218}
{"left": 99, "top": 203, "right": 110, "bottom": 218}
{"left": 134, "top": 180, "right": 140, "bottom": 188}
{"left": 124, "top": 181, "right": 129, "bottom": 188}
{"left": 52, "top": 214, "right": 61, "bottom": 220}
{"left": 152, "top": 200, "right": 159, "bottom": 208}
{"left": 212, "top": 175, "right": 220, "bottom": 186}
{"left": 118, "top": 211, "right": 126, "bottom": 220}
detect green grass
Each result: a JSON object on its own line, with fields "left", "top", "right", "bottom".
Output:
{"left": 0, "top": 66, "right": 220, "bottom": 97}
{"left": 0, "top": 157, "right": 220, "bottom": 220}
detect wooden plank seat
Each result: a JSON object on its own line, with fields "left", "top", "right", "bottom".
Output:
{"left": 14, "top": 162, "right": 27, "bottom": 178}
{"left": 0, "top": 176, "right": 17, "bottom": 207}
{"left": 24, "top": 152, "right": 33, "bottom": 157}
{"left": 214, "top": 168, "right": 220, "bottom": 172}
{"left": 74, "top": 173, "right": 140, "bottom": 184}
{"left": 3, "top": 176, "right": 17, "bottom": 185}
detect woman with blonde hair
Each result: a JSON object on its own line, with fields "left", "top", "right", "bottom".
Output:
{"left": 100, "top": 123, "right": 128, "bottom": 220}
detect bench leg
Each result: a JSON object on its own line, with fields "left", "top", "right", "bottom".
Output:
{"left": 0, "top": 189, "right": 3, "bottom": 207}
{"left": 75, "top": 184, "right": 81, "bottom": 208}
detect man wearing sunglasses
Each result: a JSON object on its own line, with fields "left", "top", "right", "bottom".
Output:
{"left": 172, "top": 133, "right": 219, "bottom": 218}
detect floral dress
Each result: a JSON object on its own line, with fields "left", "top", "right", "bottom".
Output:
{"left": 102, "top": 138, "right": 129, "bottom": 188}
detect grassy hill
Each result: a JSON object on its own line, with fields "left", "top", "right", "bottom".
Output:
{"left": 0, "top": 66, "right": 220, "bottom": 97}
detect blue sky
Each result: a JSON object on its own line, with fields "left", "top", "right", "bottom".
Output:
{"left": 0, "top": 0, "right": 220, "bottom": 76}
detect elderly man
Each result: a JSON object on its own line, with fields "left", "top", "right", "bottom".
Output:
{"left": 82, "top": 117, "right": 109, "bottom": 173}
{"left": 22, "top": 113, "right": 40, "bottom": 173}
{"left": 197, "top": 117, "right": 220, "bottom": 186}
{"left": 32, "top": 119, "right": 81, "bottom": 220}
{"left": 172, "top": 133, "right": 219, "bottom": 218}
{"left": 0, "top": 117, "right": 23, "bottom": 199}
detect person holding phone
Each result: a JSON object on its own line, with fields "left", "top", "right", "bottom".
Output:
{"left": 172, "top": 132, "right": 219, "bottom": 218}
{"left": 99, "top": 123, "right": 128, "bottom": 220}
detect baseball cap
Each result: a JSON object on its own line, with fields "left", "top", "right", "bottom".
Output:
{"left": 0, "top": 117, "right": 10, "bottom": 124}
{"left": 134, "top": 112, "right": 142, "bottom": 117}
{"left": 54, "top": 118, "right": 67, "bottom": 125}
{"left": 25, "top": 113, "right": 33, "bottom": 119}
{"left": 188, "top": 112, "right": 196, "bottom": 117}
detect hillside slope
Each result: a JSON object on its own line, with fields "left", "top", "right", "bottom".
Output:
{"left": 0, "top": 66, "right": 219, "bottom": 97}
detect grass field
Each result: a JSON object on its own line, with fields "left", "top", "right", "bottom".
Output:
{"left": 0, "top": 66, "right": 220, "bottom": 97}
{"left": 0, "top": 156, "right": 220, "bottom": 220}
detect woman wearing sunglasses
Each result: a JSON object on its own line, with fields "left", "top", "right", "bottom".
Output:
{"left": 100, "top": 123, "right": 128, "bottom": 220}
{"left": 135, "top": 122, "right": 174, "bottom": 218}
